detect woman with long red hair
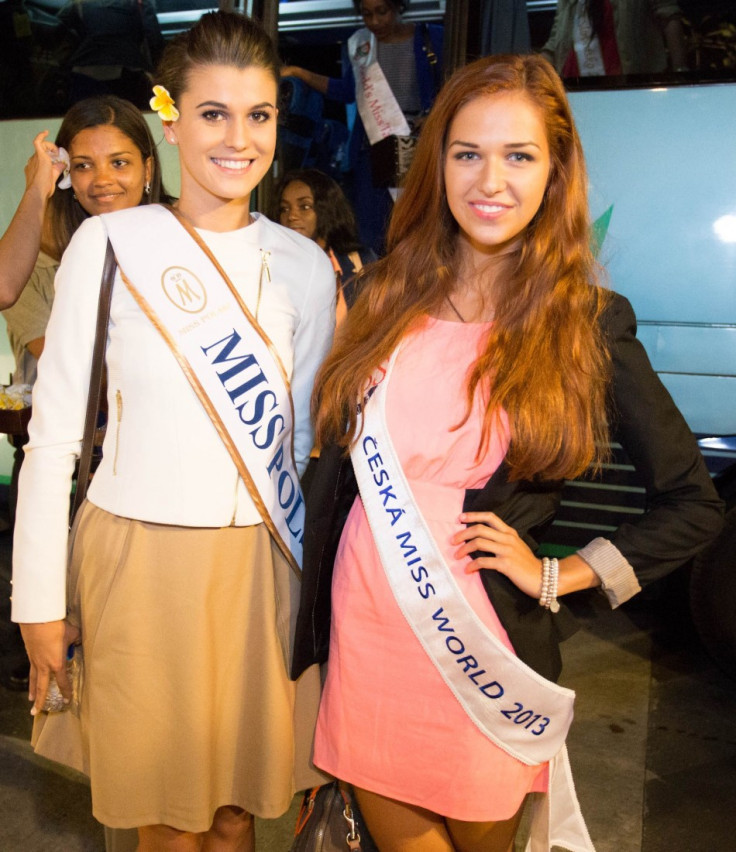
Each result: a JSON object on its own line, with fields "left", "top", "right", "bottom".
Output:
{"left": 292, "top": 53, "right": 721, "bottom": 851}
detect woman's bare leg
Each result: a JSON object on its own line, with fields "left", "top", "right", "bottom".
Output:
{"left": 353, "top": 787, "right": 454, "bottom": 851}
{"left": 447, "top": 799, "right": 525, "bottom": 852}
{"left": 202, "top": 807, "right": 255, "bottom": 852}
{"left": 137, "top": 824, "right": 202, "bottom": 851}
{"left": 137, "top": 808, "right": 254, "bottom": 852}
{"left": 353, "top": 786, "right": 525, "bottom": 852}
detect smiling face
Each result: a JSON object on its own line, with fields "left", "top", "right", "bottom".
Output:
{"left": 68, "top": 124, "right": 152, "bottom": 217}
{"left": 163, "top": 63, "right": 278, "bottom": 226}
{"left": 279, "top": 180, "right": 319, "bottom": 242}
{"left": 443, "top": 92, "right": 551, "bottom": 267}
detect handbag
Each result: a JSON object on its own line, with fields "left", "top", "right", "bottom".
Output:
{"left": 370, "top": 133, "right": 418, "bottom": 188}
{"left": 35, "top": 242, "right": 115, "bottom": 718}
{"left": 290, "top": 781, "right": 378, "bottom": 852}
{"left": 369, "top": 24, "right": 440, "bottom": 189}
{"left": 70, "top": 238, "right": 116, "bottom": 524}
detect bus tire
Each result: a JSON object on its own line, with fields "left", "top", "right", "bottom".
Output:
{"left": 690, "top": 506, "right": 736, "bottom": 679}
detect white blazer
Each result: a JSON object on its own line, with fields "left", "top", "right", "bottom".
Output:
{"left": 12, "top": 209, "right": 335, "bottom": 623}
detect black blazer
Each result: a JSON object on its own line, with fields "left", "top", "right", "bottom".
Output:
{"left": 291, "top": 293, "right": 724, "bottom": 682}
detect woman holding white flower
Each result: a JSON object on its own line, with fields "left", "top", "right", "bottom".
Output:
{"left": 3, "top": 95, "right": 165, "bottom": 389}
{"left": 2, "top": 96, "right": 165, "bottom": 535}
{"left": 12, "top": 10, "right": 333, "bottom": 851}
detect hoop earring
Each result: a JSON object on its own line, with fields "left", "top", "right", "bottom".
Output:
{"left": 144, "top": 181, "right": 151, "bottom": 196}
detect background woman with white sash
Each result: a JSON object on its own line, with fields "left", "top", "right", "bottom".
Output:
{"left": 281, "top": 0, "right": 443, "bottom": 255}
{"left": 11, "top": 11, "right": 334, "bottom": 851}
{"left": 292, "top": 54, "right": 722, "bottom": 851}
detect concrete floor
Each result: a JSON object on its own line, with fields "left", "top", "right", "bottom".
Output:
{"left": 1, "top": 526, "right": 735, "bottom": 851}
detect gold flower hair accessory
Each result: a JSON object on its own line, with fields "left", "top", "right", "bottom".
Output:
{"left": 150, "top": 85, "right": 180, "bottom": 121}
{"left": 54, "top": 147, "right": 71, "bottom": 190}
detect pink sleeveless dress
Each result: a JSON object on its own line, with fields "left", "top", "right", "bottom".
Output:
{"left": 314, "top": 317, "right": 548, "bottom": 821}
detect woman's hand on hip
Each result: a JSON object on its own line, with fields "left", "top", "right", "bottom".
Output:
{"left": 451, "top": 511, "right": 543, "bottom": 599}
{"left": 20, "top": 619, "right": 81, "bottom": 715}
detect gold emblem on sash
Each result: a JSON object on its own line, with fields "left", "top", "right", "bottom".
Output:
{"left": 162, "top": 266, "right": 207, "bottom": 313}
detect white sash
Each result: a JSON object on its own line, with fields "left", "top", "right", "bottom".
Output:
{"left": 353, "top": 348, "right": 574, "bottom": 764}
{"left": 348, "top": 27, "right": 411, "bottom": 145}
{"left": 102, "top": 206, "right": 305, "bottom": 575}
{"left": 525, "top": 747, "right": 597, "bottom": 852}
{"left": 352, "top": 347, "right": 596, "bottom": 851}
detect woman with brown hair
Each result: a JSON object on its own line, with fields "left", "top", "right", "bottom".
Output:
{"left": 2, "top": 97, "right": 165, "bottom": 496}
{"left": 0, "top": 95, "right": 166, "bottom": 310}
{"left": 292, "top": 53, "right": 722, "bottom": 850}
{"left": 1, "top": 97, "right": 166, "bottom": 695}
{"left": 42, "top": 95, "right": 167, "bottom": 260}
{"left": 12, "top": 11, "right": 333, "bottom": 851}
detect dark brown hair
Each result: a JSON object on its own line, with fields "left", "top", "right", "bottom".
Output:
{"left": 47, "top": 95, "right": 164, "bottom": 260}
{"left": 156, "top": 10, "right": 280, "bottom": 103}
{"left": 314, "top": 53, "right": 611, "bottom": 482}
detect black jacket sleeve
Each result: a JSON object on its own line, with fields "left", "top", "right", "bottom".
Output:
{"left": 291, "top": 444, "right": 357, "bottom": 679}
{"left": 603, "top": 293, "right": 723, "bottom": 585}
{"left": 462, "top": 292, "right": 723, "bottom": 680}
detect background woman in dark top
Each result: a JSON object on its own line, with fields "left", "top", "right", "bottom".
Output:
{"left": 281, "top": 0, "right": 443, "bottom": 254}
{"left": 275, "top": 167, "right": 376, "bottom": 323}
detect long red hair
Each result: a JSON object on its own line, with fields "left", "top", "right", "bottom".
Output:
{"left": 314, "top": 54, "right": 611, "bottom": 482}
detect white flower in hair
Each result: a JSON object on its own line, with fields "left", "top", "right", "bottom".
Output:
{"left": 55, "top": 147, "right": 71, "bottom": 190}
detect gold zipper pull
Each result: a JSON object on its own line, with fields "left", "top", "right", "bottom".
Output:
{"left": 113, "top": 389, "right": 123, "bottom": 476}
{"left": 260, "top": 249, "right": 271, "bottom": 283}
{"left": 255, "top": 250, "right": 271, "bottom": 321}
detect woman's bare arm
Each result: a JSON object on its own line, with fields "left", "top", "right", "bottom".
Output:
{"left": 280, "top": 65, "right": 331, "bottom": 95}
{"left": 0, "top": 131, "right": 65, "bottom": 309}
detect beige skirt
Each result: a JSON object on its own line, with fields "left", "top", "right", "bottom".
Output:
{"left": 35, "top": 502, "right": 326, "bottom": 832}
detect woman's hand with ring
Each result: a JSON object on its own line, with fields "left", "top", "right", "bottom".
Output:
{"left": 20, "top": 619, "right": 79, "bottom": 715}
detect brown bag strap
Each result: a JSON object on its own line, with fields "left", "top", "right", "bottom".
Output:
{"left": 70, "top": 239, "right": 116, "bottom": 524}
